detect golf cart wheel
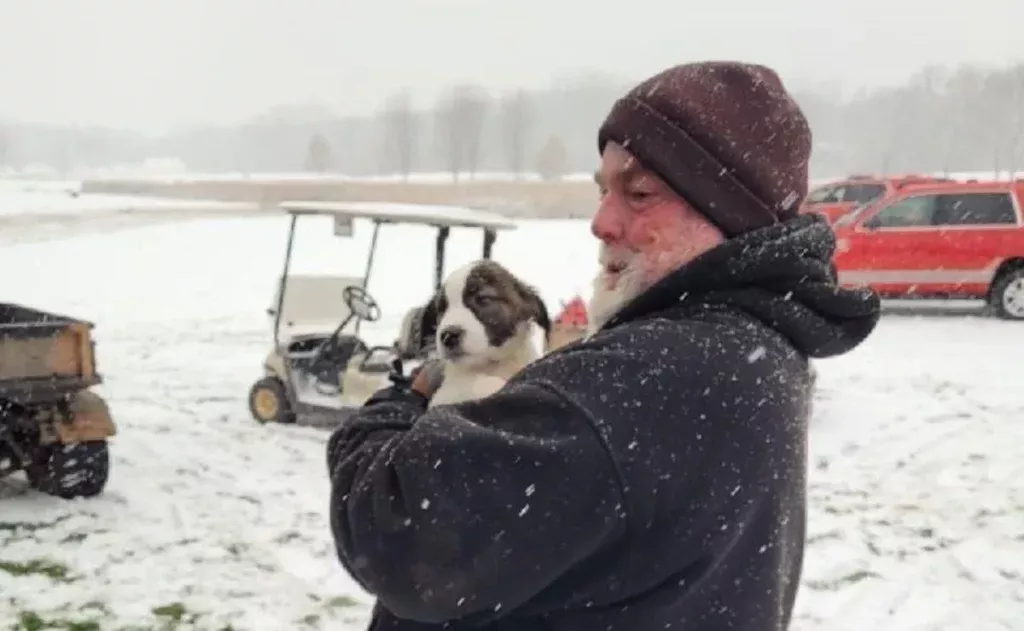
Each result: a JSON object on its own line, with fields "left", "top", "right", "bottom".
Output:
{"left": 26, "top": 440, "right": 110, "bottom": 499}
{"left": 248, "top": 377, "right": 295, "bottom": 424}
{"left": 990, "top": 268, "right": 1024, "bottom": 321}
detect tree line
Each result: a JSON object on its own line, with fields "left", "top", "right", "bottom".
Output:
{"left": 1, "top": 63, "right": 1022, "bottom": 180}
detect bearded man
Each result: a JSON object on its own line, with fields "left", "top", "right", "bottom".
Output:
{"left": 326, "top": 61, "right": 880, "bottom": 631}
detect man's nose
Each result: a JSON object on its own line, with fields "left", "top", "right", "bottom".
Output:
{"left": 591, "top": 200, "right": 624, "bottom": 243}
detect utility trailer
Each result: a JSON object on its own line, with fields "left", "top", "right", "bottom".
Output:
{"left": 0, "top": 303, "right": 116, "bottom": 499}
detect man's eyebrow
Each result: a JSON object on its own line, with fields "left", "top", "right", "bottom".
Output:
{"left": 623, "top": 166, "right": 643, "bottom": 183}
{"left": 594, "top": 163, "right": 646, "bottom": 189}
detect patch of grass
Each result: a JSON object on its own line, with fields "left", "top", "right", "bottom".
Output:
{"left": 151, "top": 601, "right": 201, "bottom": 628}
{"left": 273, "top": 530, "right": 302, "bottom": 545}
{"left": 149, "top": 538, "right": 200, "bottom": 555}
{"left": 79, "top": 602, "right": 108, "bottom": 615}
{"left": 0, "top": 558, "right": 72, "bottom": 582}
{"left": 0, "top": 516, "right": 71, "bottom": 534}
{"left": 13, "top": 610, "right": 101, "bottom": 630}
{"left": 224, "top": 542, "right": 249, "bottom": 557}
{"left": 151, "top": 602, "right": 186, "bottom": 621}
{"left": 327, "top": 594, "right": 364, "bottom": 610}
{"left": 323, "top": 595, "right": 360, "bottom": 609}
{"left": 804, "top": 569, "right": 881, "bottom": 591}
{"left": 806, "top": 529, "right": 842, "bottom": 544}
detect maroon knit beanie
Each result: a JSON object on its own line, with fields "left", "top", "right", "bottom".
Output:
{"left": 598, "top": 61, "right": 812, "bottom": 237}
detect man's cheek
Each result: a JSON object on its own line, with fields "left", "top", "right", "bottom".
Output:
{"left": 625, "top": 221, "right": 659, "bottom": 251}
{"left": 629, "top": 222, "right": 675, "bottom": 259}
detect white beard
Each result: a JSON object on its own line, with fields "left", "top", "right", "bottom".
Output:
{"left": 587, "top": 248, "right": 650, "bottom": 336}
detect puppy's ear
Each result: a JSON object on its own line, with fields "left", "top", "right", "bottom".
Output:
{"left": 420, "top": 291, "right": 441, "bottom": 343}
{"left": 516, "top": 281, "right": 551, "bottom": 339}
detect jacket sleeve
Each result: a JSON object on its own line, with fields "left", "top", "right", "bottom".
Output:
{"left": 325, "top": 376, "right": 625, "bottom": 624}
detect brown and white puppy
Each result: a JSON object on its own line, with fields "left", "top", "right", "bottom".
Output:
{"left": 427, "top": 260, "right": 551, "bottom": 407}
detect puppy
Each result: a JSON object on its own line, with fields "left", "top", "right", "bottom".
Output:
{"left": 427, "top": 260, "right": 551, "bottom": 407}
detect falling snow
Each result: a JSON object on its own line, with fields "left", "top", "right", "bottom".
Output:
{"left": 0, "top": 197, "right": 1019, "bottom": 630}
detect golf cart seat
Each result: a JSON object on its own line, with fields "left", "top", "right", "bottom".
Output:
{"left": 269, "top": 273, "right": 362, "bottom": 338}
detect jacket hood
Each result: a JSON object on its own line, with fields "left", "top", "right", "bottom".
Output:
{"left": 601, "top": 213, "right": 881, "bottom": 358}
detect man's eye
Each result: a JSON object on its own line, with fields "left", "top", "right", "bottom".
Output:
{"left": 628, "top": 189, "right": 655, "bottom": 202}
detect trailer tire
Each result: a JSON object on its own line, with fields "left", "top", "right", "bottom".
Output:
{"left": 27, "top": 440, "right": 110, "bottom": 499}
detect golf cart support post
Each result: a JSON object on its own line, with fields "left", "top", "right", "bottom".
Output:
{"left": 249, "top": 200, "right": 518, "bottom": 427}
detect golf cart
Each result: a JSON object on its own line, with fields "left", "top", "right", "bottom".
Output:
{"left": 0, "top": 303, "right": 116, "bottom": 499}
{"left": 247, "top": 201, "right": 518, "bottom": 427}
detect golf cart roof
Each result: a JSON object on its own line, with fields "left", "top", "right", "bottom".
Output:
{"left": 279, "top": 200, "right": 518, "bottom": 230}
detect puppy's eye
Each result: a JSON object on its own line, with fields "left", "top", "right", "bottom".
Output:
{"left": 476, "top": 294, "right": 500, "bottom": 305}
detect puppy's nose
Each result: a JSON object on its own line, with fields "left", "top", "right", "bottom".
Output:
{"left": 439, "top": 326, "right": 465, "bottom": 350}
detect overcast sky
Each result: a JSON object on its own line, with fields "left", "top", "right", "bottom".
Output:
{"left": 1, "top": 0, "right": 1021, "bottom": 133}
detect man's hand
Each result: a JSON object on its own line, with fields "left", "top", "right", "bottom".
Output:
{"left": 410, "top": 359, "right": 445, "bottom": 399}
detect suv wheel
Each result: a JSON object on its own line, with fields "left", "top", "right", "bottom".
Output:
{"left": 990, "top": 268, "right": 1024, "bottom": 320}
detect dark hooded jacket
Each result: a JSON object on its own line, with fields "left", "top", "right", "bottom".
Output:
{"left": 326, "top": 214, "right": 880, "bottom": 631}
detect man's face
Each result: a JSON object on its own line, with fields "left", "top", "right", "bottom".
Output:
{"left": 588, "top": 141, "right": 725, "bottom": 332}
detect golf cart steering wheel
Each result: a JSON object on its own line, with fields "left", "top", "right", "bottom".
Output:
{"left": 343, "top": 286, "right": 382, "bottom": 323}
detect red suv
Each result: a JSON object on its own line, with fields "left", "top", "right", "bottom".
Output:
{"left": 832, "top": 179, "right": 1024, "bottom": 319}
{"left": 802, "top": 175, "right": 954, "bottom": 223}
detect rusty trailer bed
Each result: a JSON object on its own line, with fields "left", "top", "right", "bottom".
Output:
{"left": 0, "top": 303, "right": 102, "bottom": 405}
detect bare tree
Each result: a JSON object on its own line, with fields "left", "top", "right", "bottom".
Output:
{"left": 304, "top": 133, "right": 332, "bottom": 172}
{"left": 434, "top": 84, "right": 490, "bottom": 182}
{"left": 536, "top": 134, "right": 569, "bottom": 181}
{"left": 499, "top": 89, "right": 534, "bottom": 179}
{"left": 379, "top": 90, "right": 416, "bottom": 180}
{"left": 1009, "top": 66, "right": 1024, "bottom": 177}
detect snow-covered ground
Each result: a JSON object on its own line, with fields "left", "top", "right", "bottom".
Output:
{"left": 0, "top": 183, "right": 266, "bottom": 247}
{"left": 0, "top": 208, "right": 1021, "bottom": 630}
{"left": 0, "top": 190, "right": 261, "bottom": 218}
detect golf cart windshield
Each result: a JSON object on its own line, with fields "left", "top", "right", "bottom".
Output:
{"left": 272, "top": 200, "right": 518, "bottom": 346}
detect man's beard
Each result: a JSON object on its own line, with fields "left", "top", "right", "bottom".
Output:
{"left": 587, "top": 244, "right": 652, "bottom": 335}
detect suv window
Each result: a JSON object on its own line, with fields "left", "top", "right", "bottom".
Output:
{"left": 866, "top": 195, "right": 936, "bottom": 228}
{"left": 807, "top": 183, "right": 886, "bottom": 204}
{"left": 931, "top": 193, "right": 1017, "bottom": 226}
{"left": 843, "top": 183, "right": 887, "bottom": 204}
{"left": 805, "top": 185, "right": 836, "bottom": 203}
